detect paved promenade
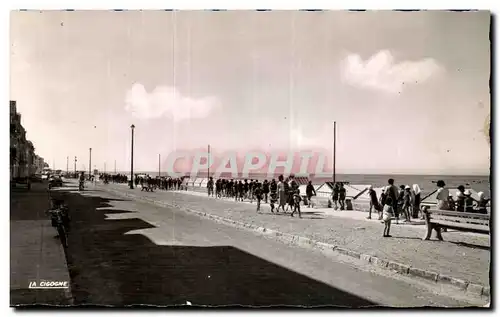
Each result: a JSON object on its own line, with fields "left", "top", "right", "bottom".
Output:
{"left": 10, "top": 183, "right": 73, "bottom": 306}
{"left": 53, "top": 182, "right": 480, "bottom": 306}
{"left": 103, "top": 182, "right": 490, "bottom": 290}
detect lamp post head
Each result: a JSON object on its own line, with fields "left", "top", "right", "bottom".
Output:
{"left": 131, "top": 124, "right": 135, "bottom": 130}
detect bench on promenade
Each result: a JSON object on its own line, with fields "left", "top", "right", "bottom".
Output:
{"left": 422, "top": 207, "right": 490, "bottom": 241}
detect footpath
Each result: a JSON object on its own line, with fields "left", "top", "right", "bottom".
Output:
{"left": 101, "top": 182, "right": 490, "bottom": 299}
{"left": 10, "top": 183, "right": 73, "bottom": 306}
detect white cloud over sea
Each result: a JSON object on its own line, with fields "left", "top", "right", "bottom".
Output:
{"left": 125, "top": 83, "right": 220, "bottom": 122}
{"left": 340, "top": 50, "right": 443, "bottom": 94}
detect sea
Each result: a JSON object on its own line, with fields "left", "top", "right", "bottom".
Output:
{"left": 117, "top": 172, "right": 491, "bottom": 197}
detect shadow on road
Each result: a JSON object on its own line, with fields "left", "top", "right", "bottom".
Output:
{"left": 58, "top": 189, "right": 377, "bottom": 307}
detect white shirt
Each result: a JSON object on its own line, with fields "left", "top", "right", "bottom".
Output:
{"left": 436, "top": 187, "right": 449, "bottom": 202}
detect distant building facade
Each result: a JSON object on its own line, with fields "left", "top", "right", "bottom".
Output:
{"left": 10, "top": 100, "right": 40, "bottom": 180}
{"left": 33, "top": 155, "right": 45, "bottom": 174}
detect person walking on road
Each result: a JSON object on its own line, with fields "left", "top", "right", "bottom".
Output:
{"left": 338, "top": 183, "right": 346, "bottom": 210}
{"left": 306, "top": 181, "right": 316, "bottom": 208}
{"left": 382, "top": 197, "right": 395, "bottom": 237}
{"left": 254, "top": 183, "right": 263, "bottom": 213}
{"left": 262, "top": 180, "right": 270, "bottom": 203}
{"left": 332, "top": 183, "right": 340, "bottom": 210}
{"left": 277, "top": 175, "right": 287, "bottom": 213}
{"left": 269, "top": 179, "right": 278, "bottom": 213}
{"left": 207, "top": 177, "right": 214, "bottom": 197}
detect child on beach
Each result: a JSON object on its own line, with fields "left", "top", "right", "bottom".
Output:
{"left": 403, "top": 186, "right": 412, "bottom": 222}
{"left": 382, "top": 197, "right": 395, "bottom": 237}
{"left": 291, "top": 189, "right": 302, "bottom": 218}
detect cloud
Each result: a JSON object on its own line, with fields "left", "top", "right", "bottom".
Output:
{"left": 340, "top": 50, "right": 443, "bottom": 94}
{"left": 125, "top": 83, "right": 220, "bottom": 121}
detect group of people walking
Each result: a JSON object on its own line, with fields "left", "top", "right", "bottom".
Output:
{"left": 206, "top": 175, "right": 316, "bottom": 217}
{"left": 99, "top": 173, "right": 128, "bottom": 184}
{"left": 99, "top": 173, "right": 186, "bottom": 192}
{"left": 135, "top": 175, "right": 185, "bottom": 192}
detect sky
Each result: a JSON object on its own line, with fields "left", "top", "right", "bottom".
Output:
{"left": 10, "top": 10, "right": 491, "bottom": 175}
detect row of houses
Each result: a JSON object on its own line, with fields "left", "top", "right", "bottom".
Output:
{"left": 10, "top": 100, "right": 46, "bottom": 180}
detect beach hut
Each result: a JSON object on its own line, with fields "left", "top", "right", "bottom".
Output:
{"left": 294, "top": 176, "right": 310, "bottom": 186}
{"left": 194, "top": 178, "right": 204, "bottom": 187}
{"left": 316, "top": 182, "right": 333, "bottom": 198}
{"left": 199, "top": 178, "right": 209, "bottom": 187}
{"left": 186, "top": 178, "right": 197, "bottom": 187}
{"left": 316, "top": 181, "right": 355, "bottom": 198}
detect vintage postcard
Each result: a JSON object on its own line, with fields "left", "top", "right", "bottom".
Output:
{"left": 9, "top": 9, "right": 491, "bottom": 308}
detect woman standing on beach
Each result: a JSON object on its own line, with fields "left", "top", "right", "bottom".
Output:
{"left": 435, "top": 180, "right": 450, "bottom": 210}
{"left": 412, "top": 184, "right": 421, "bottom": 218}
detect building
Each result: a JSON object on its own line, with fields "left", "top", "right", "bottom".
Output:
{"left": 10, "top": 100, "right": 39, "bottom": 180}
{"left": 33, "top": 155, "right": 45, "bottom": 174}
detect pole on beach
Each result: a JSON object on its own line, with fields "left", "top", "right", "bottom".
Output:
{"left": 74, "top": 156, "right": 77, "bottom": 176}
{"left": 130, "top": 124, "right": 135, "bottom": 189}
{"left": 208, "top": 144, "right": 211, "bottom": 179}
{"left": 104, "top": 162, "right": 106, "bottom": 174}
{"left": 114, "top": 160, "right": 116, "bottom": 174}
{"left": 66, "top": 156, "right": 69, "bottom": 175}
{"left": 333, "top": 121, "right": 336, "bottom": 184}
{"left": 158, "top": 154, "right": 161, "bottom": 177}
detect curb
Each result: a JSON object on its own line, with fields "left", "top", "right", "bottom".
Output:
{"left": 104, "top": 187, "right": 490, "bottom": 300}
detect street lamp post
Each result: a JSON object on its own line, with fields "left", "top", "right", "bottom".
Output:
{"left": 74, "top": 156, "right": 77, "bottom": 177}
{"left": 66, "top": 156, "right": 69, "bottom": 176}
{"left": 89, "top": 148, "right": 92, "bottom": 180}
{"left": 333, "top": 121, "right": 336, "bottom": 184}
{"left": 208, "top": 144, "right": 210, "bottom": 179}
{"left": 130, "top": 124, "right": 135, "bottom": 189}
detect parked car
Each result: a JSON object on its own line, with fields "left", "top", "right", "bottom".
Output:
{"left": 49, "top": 175, "right": 63, "bottom": 188}
{"left": 30, "top": 174, "right": 43, "bottom": 183}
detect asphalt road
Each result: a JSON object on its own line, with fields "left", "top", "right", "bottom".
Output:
{"left": 54, "top": 183, "right": 473, "bottom": 307}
